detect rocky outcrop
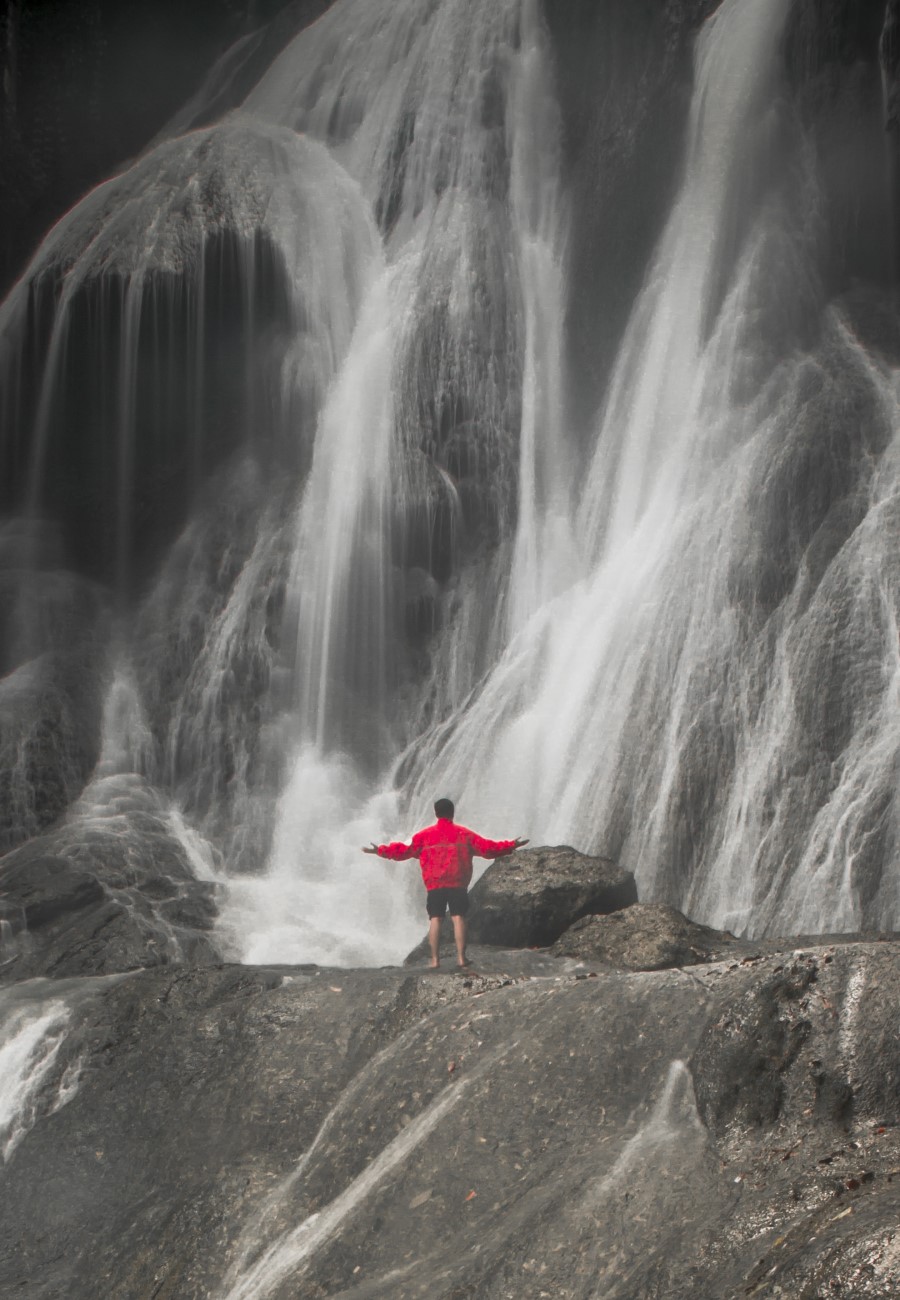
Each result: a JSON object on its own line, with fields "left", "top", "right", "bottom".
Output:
{"left": 0, "top": 556, "right": 108, "bottom": 856}
{"left": 0, "top": 649, "right": 104, "bottom": 855}
{"left": 2, "top": 942, "right": 900, "bottom": 1298}
{"left": 0, "top": 0, "right": 337, "bottom": 295}
{"left": 550, "top": 901, "right": 754, "bottom": 969}
{"left": 467, "top": 845, "right": 638, "bottom": 948}
{"left": 0, "top": 774, "right": 221, "bottom": 982}
{"left": 404, "top": 845, "right": 637, "bottom": 964}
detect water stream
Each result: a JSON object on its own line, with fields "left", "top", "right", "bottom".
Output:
{"left": 0, "top": 979, "right": 111, "bottom": 1162}
{"left": 2, "top": 0, "right": 899, "bottom": 963}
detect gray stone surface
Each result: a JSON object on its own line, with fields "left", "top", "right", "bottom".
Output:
{"left": 3, "top": 943, "right": 900, "bottom": 1298}
{"left": 0, "top": 565, "right": 107, "bottom": 855}
{"left": 0, "top": 774, "right": 221, "bottom": 982}
{"left": 550, "top": 901, "right": 753, "bottom": 969}
{"left": 467, "top": 844, "right": 638, "bottom": 948}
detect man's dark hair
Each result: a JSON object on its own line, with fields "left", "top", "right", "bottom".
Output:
{"left": 434, "top": 797, "right": 454, "bottom": 820}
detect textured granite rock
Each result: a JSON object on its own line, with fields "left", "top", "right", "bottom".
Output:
{"left": 0, "top": 774, "right": 221, "bottom": 982}
{"left": 467, "top": 845, "right": 637, "bottom": 948}
{"left": 549, "top": 901, "right": 753, "bottom": 969}
{"left": 0, "top": 563, "right": 107, "bottom": 856}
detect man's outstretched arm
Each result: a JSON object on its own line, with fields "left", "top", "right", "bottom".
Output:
{"left": 468, "top": 833, "right": 529, "bottom": 859}
{"left": 362, "top": 840, "right": 419, "bottom": 860}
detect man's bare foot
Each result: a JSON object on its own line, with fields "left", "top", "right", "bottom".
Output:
{"left": 429, "top": 959, "right": 440, "bottom": 969}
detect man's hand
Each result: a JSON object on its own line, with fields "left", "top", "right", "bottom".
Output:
{"left": 362, "top": 843, "right": 380, "bottom": 855}
{"left": 514, "top": 837, "right": 529, "bottom": 849}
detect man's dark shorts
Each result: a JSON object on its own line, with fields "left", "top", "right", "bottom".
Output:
{"left": 426, "top": 887, "right": 469, "bottom": 918}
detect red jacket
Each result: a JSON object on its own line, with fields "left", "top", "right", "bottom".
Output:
{"left": 377, "top": 817, "right": 517, "bottom": 890}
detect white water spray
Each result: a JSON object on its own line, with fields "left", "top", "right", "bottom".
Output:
{"left": 4, "top": 0, "right": 900, "bottom": 962}
{"left": 0, "top": 994, "right": 72, "bottom": 1162}
{"left": 208, "top": 0, "right": 573, "bottom": 964}
{"left": 400, "top": 0, "right": 838, "bottom": 922}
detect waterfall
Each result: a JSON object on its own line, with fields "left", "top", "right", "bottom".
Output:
{"left": 0, "top": 992, "right": 72, "bottom": 1162}
{"left": 0, "top": 978, "right": 116, "bottom": 1163}
{"left": 2, "top": 0, "right": 900, "bottom": 963}
{"left": 1, "top": 112, "right": 380, "bottom": 872}
{"left": 401, "top": 0, "right": 900, "bottom": 937}
{"left": 205, "top": 0, "right": 574, "bottom": 963}
{"left": 0, "top": 121, "right": 370, "bottom": 583}
{"left": 402, "top": 0, "right": 796, "bottom": 842}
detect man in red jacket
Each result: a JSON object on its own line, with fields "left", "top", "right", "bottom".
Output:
{"left": 363, "top": 798, "right": 528, "bottom": 969}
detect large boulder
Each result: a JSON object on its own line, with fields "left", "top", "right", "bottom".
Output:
{"left": 550, "top": 901, "right": 754, "bottom": 970}
{"left": 0, "top": 773, "right": 221, "bottom": 981}
{"left": 466, "top": 844, "right": 637, "bottom": 949}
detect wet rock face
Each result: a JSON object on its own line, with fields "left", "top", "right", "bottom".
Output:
{"left": 0, "top": 0, "right": 337, "bottom": 295}
{"left": 549, "top": 901, "right": 751, "bottom": 969}
{"left": 0, "top": 775, "right": 221, "bottom": 982}
{"left": 0, "top": 556, "right": 108, "bottom": 856}
{"left": 0, "top": 650, "right": 103, "bottom": 855}
{"left": 692, "top": 954, "right": 818, "bottom": 1133}
{"left": 3, "top": 944, "right": 900, "bottom": 1299}
{"left": 466, "top": 845, "right": 638, "bottom": 949}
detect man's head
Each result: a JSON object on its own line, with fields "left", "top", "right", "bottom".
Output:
{"left": 434, "top": 797, "right": 454, "bottom": 820}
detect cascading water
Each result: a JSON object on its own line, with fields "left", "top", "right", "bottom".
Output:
{"left": 402, "top": 0, "right": 900, "bottom": 938}
{"left": 0, "top": 999, "right": 71, "bottom": 1161}
{"left": 3, "top": 0, "right": 900, "bottom": 965}
{"left": 0, "top": 980, "right": 95, "bottom": 1162}
{"left": 403, "top": 0, "right": 802, "bottom": 871}
{"left": 0, "top": 114, "right": 379, "bottom": 877}
{"left": 206, "top": 0, "right": 573, "bottom": 962}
